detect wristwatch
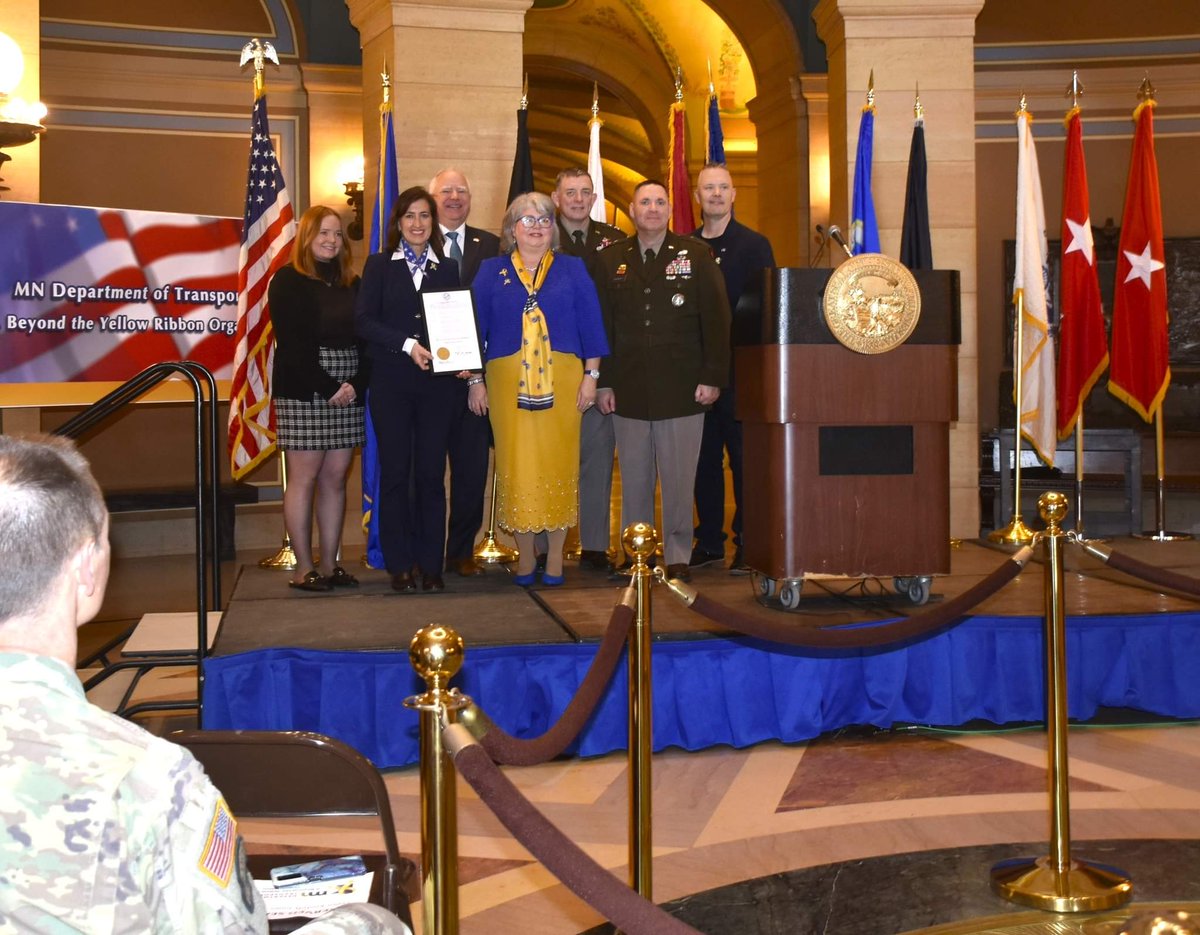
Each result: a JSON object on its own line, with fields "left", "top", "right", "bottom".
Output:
{"left": 584, "top": 369, "right": 600, "bottom": 379}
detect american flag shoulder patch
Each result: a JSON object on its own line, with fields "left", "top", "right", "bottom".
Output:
{"left": 198, "top": 796, "right": 238, "bottom": 886}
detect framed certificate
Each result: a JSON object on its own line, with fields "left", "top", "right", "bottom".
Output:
{"left": 422, "top": 288, "right": 482, "bottom": 373}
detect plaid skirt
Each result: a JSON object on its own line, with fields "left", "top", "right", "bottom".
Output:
{"left": 276, "top": 346, "right": 366, "bottom": 450}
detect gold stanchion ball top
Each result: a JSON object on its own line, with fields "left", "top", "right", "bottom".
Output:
{"left": 408, "top": 625, "right": 464, "bottom": 682}
{"left": 1037, "top": 491, "right": 1069, "bottom": 529}
{"left": 622, "top": 522, "right": 659, "bottom": 561}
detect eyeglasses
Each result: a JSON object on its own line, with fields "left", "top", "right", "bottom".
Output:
{"left": 516, "top": 215, "right": 554, "bottom": 229}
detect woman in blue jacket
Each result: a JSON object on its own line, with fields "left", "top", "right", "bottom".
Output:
{"left": 469, "top": 192, "right": 609, "bottom": 586}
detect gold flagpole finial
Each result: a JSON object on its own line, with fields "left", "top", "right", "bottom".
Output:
{"left": 238, "top": 38, "right": 279, "bottom": 97}
{"left": 519, "top": 73, "right": 529, "bottom": 111}
{"left": 1137, "top": 74, "right": 1155, "bottom": 103}
{"left": 674, "top": 66, "right": 684, "bottom": 103}
{"left": 913, "top": 83, "right": 923, "bottom": 122}
{"left": 381, "top": 67, "right": 391, "bottom": 106}
{"left": 1017, "top": 91, "right": 1029, "bottom": 118}
{"left": 591, "top": 81, "right": 600, "bottom": 120}
{"left": 866, "top": 69, "right": 875, "bottom": 109}
{"left": 1065, "top": 70, "right": 1083, "bottom": 109}
{"left": 707, "top": 58, "right": 714, "bottom": 98}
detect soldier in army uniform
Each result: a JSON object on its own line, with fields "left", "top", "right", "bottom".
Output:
{"left": 552, "top": 167, "right": 625, "bottom": 571}
{"left": 594, "top": 179, "right": 731, "bottom": 582}
{"left": 0, "top": 435, "right": 407, "bottom": 935}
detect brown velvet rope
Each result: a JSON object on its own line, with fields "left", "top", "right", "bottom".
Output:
{"left": 450, "top": 740, "right": 701, "bottom": 935}
{"left": 1097, "top": 547, "right": 1200, "bottom": 600}
{"left": 477, "top": 600, "right": 634, "bottom": 766}
{"left": 686, "top": 554, "right": 1028, "bottom": 651}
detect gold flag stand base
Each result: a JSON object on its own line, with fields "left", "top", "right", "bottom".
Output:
{"left": 991, "top": 856, "right": 1132, "bottom": 913}
{"left": 473, "top": 533, "right": 517, "bottom": 564}
{"left": 988, "top": 514, "right": 1036, "bottom": 545}
{"left": 259, "top": 541, "right": 297, "bottom": 569}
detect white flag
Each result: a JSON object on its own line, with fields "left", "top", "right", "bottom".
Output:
{"left": 587, "top": 115, "right": 606, "bottom": 224}
{"left": 1013, "top": 110, "right": 1056, "bottom": 467}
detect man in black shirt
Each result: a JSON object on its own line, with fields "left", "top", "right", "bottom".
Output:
{"left": 552, "top": 168, "right": 624, "bottom": 571}
{"left": 689, "top": 163, "right": 775, "bottom": 574}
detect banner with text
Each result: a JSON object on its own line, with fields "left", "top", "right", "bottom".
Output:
{"left": 1, "top": 201, "right": 241, "bottom": 383}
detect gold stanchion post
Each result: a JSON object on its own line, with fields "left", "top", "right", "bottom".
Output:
{"left": 405, "top": 625, "right": 469, "bottom": 935}
{"left": 259, "top": 451, "right": 297, "bottom": 568}
{"left": 624, "top": 522, "right": 656, "bottom": 899}
{"left": 991, "top": 492, "right": 1132, "bottom": 911}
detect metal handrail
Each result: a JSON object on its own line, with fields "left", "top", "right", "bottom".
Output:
{"left": 54, "top": 360, "right": 222, "bottom": 725}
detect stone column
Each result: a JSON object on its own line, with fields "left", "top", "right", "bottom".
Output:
{"left": 814, "top": 0, "right": 984, "bottom": 538}
{"left": 746, "top": 78, "right": 808, "bottom": 267}
{"left": 345, "top": 0, "right": 533, "bottom": 235}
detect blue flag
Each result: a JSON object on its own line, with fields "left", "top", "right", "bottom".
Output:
{"left": 850, "top": 106, "right": 880, "bottom": 255}
{"left": 361, "top": 103, "right": 398, "bottom": 570}
{"left": 705, "top": 93, "right": 725, "bottom": 165}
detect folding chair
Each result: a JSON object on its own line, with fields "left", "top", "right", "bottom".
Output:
{"left": 170, "top": 729, "right": 415, "bottom": 933}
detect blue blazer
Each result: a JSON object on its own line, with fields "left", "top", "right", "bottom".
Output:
{"left": 472, "top": 252, "right": 609, "bottom": 363}
{"left": 355, "top": 251, "right": 462, "bottom": 365}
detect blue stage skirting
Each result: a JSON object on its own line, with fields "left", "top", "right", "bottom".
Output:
{"left": 202, "top": 613, "right": 1200, "bottom": 769}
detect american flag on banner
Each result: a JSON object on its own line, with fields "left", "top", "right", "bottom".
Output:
{"left": 0, "top": 203, "right": 240, "bottom": 384}
{"left": 227, "top": 90, "right": 295, "bottom": 479}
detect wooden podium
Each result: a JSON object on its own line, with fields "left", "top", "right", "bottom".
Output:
{"left": 735, "top": 268, "right": 961, "bottom": 598}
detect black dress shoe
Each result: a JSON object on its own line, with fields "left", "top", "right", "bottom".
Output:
{"left": 666, "top": 563, "right": 691, "bottom": 582}
{"left": 452, "top": 557, "right": 484, "bottom": 577}
{"left": 421, "top": 574, "right": 445, "bottom": 592}
{"left": 688, "top": 547, "right": 723, "bottom": 568}
{"left": 289, "top": 570, "right": 332, "bottom": 592}
{"left": 390, "top": 571, "right": 416, "bottom": 593}
{"left": 579, "top": 549, "right": 612, "bottom": 571}
{"left": 728, "top": 547, "right": 751, "bottom": 576}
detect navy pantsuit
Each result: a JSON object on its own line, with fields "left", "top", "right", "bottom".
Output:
{"left": 356, "top": 251, "right": 461, "bottom": 576}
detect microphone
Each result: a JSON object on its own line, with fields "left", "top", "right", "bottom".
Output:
{"left": 811, "top": 224, "right": 829, "bottom": 268}
{"left": 827, "top": 224, "right": 854, "bottom": 259}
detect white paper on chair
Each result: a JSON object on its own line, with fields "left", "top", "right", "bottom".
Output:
{"left": 253, "top": 871, "right": 374, "bottom": 919}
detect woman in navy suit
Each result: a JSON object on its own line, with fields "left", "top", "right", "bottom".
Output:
{"left": 356, "top": 187, "right": 461, "bottom": 593}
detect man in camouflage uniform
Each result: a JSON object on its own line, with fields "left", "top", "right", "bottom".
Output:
{"left": 0, "top": 435, "right": 408, "bottom": 935}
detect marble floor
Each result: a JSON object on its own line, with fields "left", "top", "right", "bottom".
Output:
{"left": 78, "top": 537, "right": 1200, "bottom": 934}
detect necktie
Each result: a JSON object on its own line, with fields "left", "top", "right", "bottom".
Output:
{"left": 644, "top": 248, "right": 654, "bottom": 264}
{"left": 572, "top": 230, "right": 585, "bottom": 248}
{"left": 446, "top": 230, "right": 463, "bottom": 261}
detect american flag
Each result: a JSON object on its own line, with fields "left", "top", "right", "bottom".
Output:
{"left": 0, "top": 203, "right": 240, "bottom": 384}
{"left": 198, "top": 797, "right": 238, "bottom": 885}
{"left": 227, "top": 90, "right": 295, "bottom": 479}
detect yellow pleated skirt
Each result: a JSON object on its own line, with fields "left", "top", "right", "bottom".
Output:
{"left": 486, "top": 353, "right": 582, "bottom": 534}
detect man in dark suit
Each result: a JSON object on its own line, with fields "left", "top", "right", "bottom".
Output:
{"left": 689, "top": 163, "right": 776, "bottom": 575}
{"left": 594, "top": 179, "right": 731, "bottom": 582}
{"left": 551, "top": 167, "right": 624, "bottom": 571}
{"left": 430, "top": 167, "right": 501, "bottom": 578}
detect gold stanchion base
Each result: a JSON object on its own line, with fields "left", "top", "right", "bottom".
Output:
{"left": 1133, "top": 529, "right": 1195, "bottom": 542}
{"left": 258, "top": 543, "right": 297, "bottom": 569}
{"left": 474, "top": 534, "right": 518, "bottom": 564}
{"left": 988, "top": 515, "right": 1037, "bottom": 545}
{"left": 990, "top": 855, "right": 1132, "bottom": 913}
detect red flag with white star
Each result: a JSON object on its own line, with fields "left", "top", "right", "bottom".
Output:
{"left": 1055, "top": 108, "right": 1108, "bottom": 438}
{"left": 1108, "top": 99, "right": 1169, "bottom": 421}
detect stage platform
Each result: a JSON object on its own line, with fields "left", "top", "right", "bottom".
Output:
{"left": 203, "top": 538, "right": 1200, "bottom": 769}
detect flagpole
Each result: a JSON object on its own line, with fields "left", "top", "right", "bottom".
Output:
{"left": 991, "top": 287, "right": 1036, "bottom": 545}
{"left": 1066, "top": 72, "right": 1089, "bottom": 539}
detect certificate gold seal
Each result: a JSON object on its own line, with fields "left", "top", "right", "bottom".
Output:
{"left": 822, "top": 254, "right": 921, "bottom": 354}
{"left": 436, "top": 347, "right": 451, "bottom": 360}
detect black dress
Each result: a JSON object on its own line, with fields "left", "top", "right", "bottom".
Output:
{"left": 269, "top": 260, "right": 367, "bottom": 450}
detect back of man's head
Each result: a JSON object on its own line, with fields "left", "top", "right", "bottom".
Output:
{"left": 0, "top": 435, "right": 107, "bottom": 624}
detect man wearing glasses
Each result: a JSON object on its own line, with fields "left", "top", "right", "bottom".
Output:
{"left": 594, "top": 179, "right": 731, "bottom": 582}
{"left": 429, "top": 168, "right": 501, "bottom": 579}
{"left": 551, "top": 168, "right": 625, "bottom": 572}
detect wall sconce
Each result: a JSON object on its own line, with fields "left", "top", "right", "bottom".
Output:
{"left": 0, "top": 31, "right": 47, "bottom": 196}
{"left": 344, "top": 180, "right": 364, "bottom": 241}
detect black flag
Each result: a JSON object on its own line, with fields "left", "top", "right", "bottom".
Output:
{"left": 899, "top": 119, "right": 933, "bottom": 270}
{"left": 507, "top": 108, "right": 534, "bottom": 205}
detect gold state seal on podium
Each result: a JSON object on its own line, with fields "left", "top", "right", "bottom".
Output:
{"left": 822, "top": 254, "right": 921, "bottom": 354}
